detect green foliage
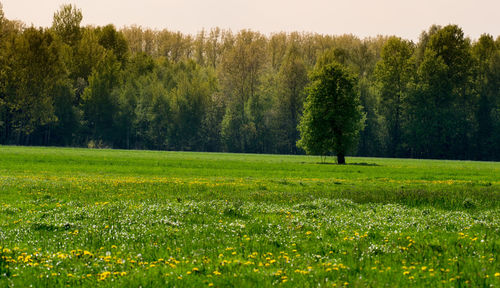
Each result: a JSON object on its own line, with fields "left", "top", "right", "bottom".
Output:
{"left": 407, "top": 25, "right": 475, "bottom": 159}
{"left": 96, "top": 25, "right": 128, "bottom": 66}
{"left": 167, "top": 60, "right": 216, "bottom": 150}
{"left": 73, "top": 28, "right": 106, "bottom": 84}
{"left": 298, "top": 61, "right": 364, "bottom": 163}
{"left": 52, "top": 4, "right": 83, "bottom": 46}
{"left": 0, "top": 6, "right": 499, "bottom": 161}
{"left": 0, "top": 3, "right": 5, "bottom": 31}
{"left": 109, "top": 57, "right": 218, "bottom": 150}
{"left": 472, "top": 34, "right": 500, "bottom": 159}
{"left": 3, "top": 27, "right": 70, "bottom": 144}
{"left": 374, "top": 37, "right": 415, "bottom": 156}
{"left": 357, "top": 77, "right": 384, "bottom": 156}
{"left": 81, "top": 53, "right": 121, "bottom": 144}
{"left": 274, "top": 46, "right": 308, "bottom": 154}
{"left": 220, "top": 30, "right": 267, "bottom": 153}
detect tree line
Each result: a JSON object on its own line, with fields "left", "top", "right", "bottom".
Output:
{"left": 0, "top": 4, "right": 499, "bottom": 160}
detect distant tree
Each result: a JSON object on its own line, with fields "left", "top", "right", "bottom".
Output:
{"left": 194, "top": 29, "right": 206, "bottom": 66}
{"left": 374, "top": 37, "right": 415, "bottom": 156}
{"left": 5, "top": 28, "right": 69, "bottom": 145}
{"left": 97, "top": 25, "right": 129, "bottom": 66}
{"left": 52, "top": 4, "right": 83, "bottom": 46}
{"left": 413, "top": 25, "right": 441, "bottom": 68}
{"left": 81, "top": 53, "right": 121, "bottom": 145}
{"left": 219, "top": 30, "right": 266, "bottom": 152}
{"left": 0, "top": 3, "right": 4, "bottom": 28}
{"left": 0, "top": 2, "right": 9, "bottom": 142}
{"left": 112, "top": 52, "right": 155, "bottom": 149}
{"left": 297, "top": 61, "right": 364, "bottom": 164}
{"left": 157, "top": 30, "right": 193, "bottom": 62}
{"left": 121, "top": 25, "right": 146, "bottom": 55}
{"left": 199, "top": 92, "right": 225, "bottom": 152}
{"left": 275, "top": 45, "right": 308, "bottom": 154}
{"left": 134, "top": 73, "right": 171, "bottom": 150}
{"left": 472, "top": 34, "right": 500, "bottom": 160}
{"left": 407, "top": 25, "right": 474, "bottom": 159}
{"left": 167, "top": 60, "right": 215, "bottom": 150}
{"left": 357, "top": 77, "right": 384, "bottom": 157}
{"left": 205, "top": 28, "right": 223, "bottom": 69}
{"left": 269, "top": 32, "right": 288, "bottom": 70}
{"left": 73, "top": 28, "right": 106, "bottom": 98}
{"left": 353, "top": 38, "right": 388, "bottom": 157}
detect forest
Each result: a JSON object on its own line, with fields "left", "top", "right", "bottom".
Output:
{"left": 0, "top": 4, "right": 499, "bottom": 160}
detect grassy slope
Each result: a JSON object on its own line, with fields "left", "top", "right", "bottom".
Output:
{"left": 0, "top": 146, "right": 499, "bottom": 287}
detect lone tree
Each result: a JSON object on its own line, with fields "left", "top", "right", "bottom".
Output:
{"left": 297, "top": 62, "right": 364, "bottom": 164}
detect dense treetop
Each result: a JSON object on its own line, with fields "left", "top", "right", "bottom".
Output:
{"left": 0, "top": 4, "right": 499, "bottom": 161}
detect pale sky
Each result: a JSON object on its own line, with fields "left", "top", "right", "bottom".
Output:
{"left": 1, "top": 0, "right": 499, "bottom": 41}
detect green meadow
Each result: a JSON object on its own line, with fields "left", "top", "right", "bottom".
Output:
{"left": 0, "top": 146, "right": 499, "bottom": 287}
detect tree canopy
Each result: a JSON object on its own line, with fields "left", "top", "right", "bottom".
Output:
{"left": 297, "top": 61, "right": 364, "bottom": 164}
{"left": 0, "top": 5, "right": 499, "bottom": 161}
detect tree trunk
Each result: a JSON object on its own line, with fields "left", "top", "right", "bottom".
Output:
{"left": 337, "top": 152, "right": 346, "bottom": 165}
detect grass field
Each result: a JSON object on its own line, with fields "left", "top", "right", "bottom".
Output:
{"left": 0, "top": 146, "right": 499, "bottom": 287}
